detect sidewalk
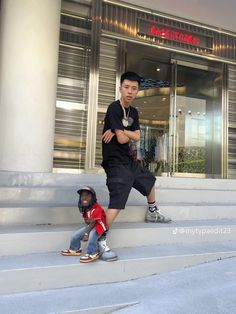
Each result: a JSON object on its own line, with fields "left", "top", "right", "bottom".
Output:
{"left": 0, "top": 256, "right": 235, "bottom": 314}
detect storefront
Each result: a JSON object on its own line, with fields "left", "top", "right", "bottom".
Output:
{"left": 54, "top": 0, "right": 236, "bottom": 178}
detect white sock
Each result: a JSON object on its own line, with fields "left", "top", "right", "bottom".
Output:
{"left": 148, "top": 202, "right": 158, "bottom": 212}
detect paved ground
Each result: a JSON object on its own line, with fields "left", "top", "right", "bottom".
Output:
{"left": 1, "top": 256, "right": 236, "bottom": 314}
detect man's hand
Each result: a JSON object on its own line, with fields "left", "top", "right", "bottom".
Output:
{"left": 102, "top": 129, "right": 115, "bottom": 143}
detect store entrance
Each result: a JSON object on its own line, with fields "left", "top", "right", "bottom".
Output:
{"left": 132, "top": 61, "right": 171, "bottom": 176}
{"left": 171, "top": 61, "right": 223, "bottom": 177}
{"left": 127, "top": 43, "right": 223, "bottom": 177}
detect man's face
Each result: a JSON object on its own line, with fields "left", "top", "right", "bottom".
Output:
{"left": 119, "top": 79, "right": 139, "bottom": 106}
{"left": 80, "top": 191, "right": 92, "bottom": 207}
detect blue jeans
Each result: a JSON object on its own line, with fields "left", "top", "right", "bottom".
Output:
{"left": 69, "top": 226, "right": 100, "bottom": 255}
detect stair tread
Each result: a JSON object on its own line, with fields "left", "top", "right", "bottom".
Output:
{"left": 1, "top": 218, "right": 236, "bottom": 234}
{"left": 1, "top": 240, "right": 236, "bottom": 271}
{"left": 1, "top": 256, "right": 235, "bottom": 314}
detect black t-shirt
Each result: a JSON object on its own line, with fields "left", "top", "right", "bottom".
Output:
{"left": 102, "top": 100, "right": 140, "bottom": 167}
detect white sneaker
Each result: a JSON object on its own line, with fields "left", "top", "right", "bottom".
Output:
{"left": 98, "top": 238, "right": 111, "bottom": 252}
{"left": 145, "top": 208, "right": 172, "bottom": 223}
{"left": 98, "top": 239, "right": 118, "bottom": 262}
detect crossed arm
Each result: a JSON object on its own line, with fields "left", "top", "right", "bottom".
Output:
{"left": 102, "top": 129, "right": 140, "bottom": 144}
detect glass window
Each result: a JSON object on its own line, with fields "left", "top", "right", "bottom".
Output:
{"left": 174, "top": 64, "right": 223, "bottom": 177}
{"left": 54, "top": 7, "right": 91, "bottom": 171}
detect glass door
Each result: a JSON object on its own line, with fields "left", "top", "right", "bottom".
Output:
{"left": 132, "top": 60, "right": 172, "bottom": 176}
{"left": 170, "top": 60, "right": 223, "bottom": 178}
{"left": 126, "top": 42, "right": 223, "bottom": 178}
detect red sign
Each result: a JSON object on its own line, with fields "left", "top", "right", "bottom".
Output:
{"left": 149, "top": 24, "right": 200, "bottom": 46}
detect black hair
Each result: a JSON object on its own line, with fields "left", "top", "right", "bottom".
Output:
{"left": 120, "top": 71, "right": 141, "bottom": 86}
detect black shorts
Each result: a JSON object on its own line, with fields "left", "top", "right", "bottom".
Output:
{"left": 104, "top": 161, "right": 156, "bottom": 209}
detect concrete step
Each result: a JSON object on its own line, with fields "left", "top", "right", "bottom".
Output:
{"left": 0, "top": 206, "right": 147, "bottom": 225}
{"left": 0, "top": 219, "right": 235, "bottom": 256}
{"left": 1, "top": 256, "right": 235, "bottom": 314}
{"left": 162, "top": 204, "right": 236, "bottom": 221}
{"left": 1, "top": 204, "right": 236, "bottom": 225}
{"left": 0, "top": 172, "right": 105, "bottom": 187}
{"left": 1, "top": 184, "right": 236, "bottom": 208}
{"left": 1, "top": 173, "right": 236, "bottom": 226}
{"left": 2, "top": 171, "right": 236, "bottom": 189}
{"left": 0, "top": 297, "right": 138, "bottom": 314}
{"left": 0, "top": 241, "right": 235, "bottom": 295}
{"left": 1, "top": 174, "right": 236, "bottom": 209}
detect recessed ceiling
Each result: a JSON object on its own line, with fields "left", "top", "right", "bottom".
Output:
{"left": 133, "top": 95, "right": 170, "bottom": 121}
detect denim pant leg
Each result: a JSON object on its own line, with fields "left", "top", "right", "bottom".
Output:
{"left": 69, "top": 226, "right": 87, "bottom": 250}
{"left": 87, "top": 228, "right": 100, "bottom": 255}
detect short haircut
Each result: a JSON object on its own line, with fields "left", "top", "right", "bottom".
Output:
{"left": 120, "top": 71, "right": 141, "bottom": 86}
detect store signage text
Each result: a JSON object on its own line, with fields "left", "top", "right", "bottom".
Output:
{"left": 137, "top": 19, "right": 212, "bottom": 50}
{"left": 149, "top": 24, "right": 200, "bottom": 46}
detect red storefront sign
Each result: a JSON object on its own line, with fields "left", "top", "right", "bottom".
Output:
{"left": 137, "top": 19, "right": 212, "bottom": 50}
{"left": 149, "top": 24, "right": 200, "bottom": 46}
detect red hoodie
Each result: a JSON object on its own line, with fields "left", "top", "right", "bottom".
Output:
{"left": 83, "top": 202, "right": 107, "bottom": 235}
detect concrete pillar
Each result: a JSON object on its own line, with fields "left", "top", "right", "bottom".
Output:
{"left": 0, "top": 0, "right": 61, "bottom": 172}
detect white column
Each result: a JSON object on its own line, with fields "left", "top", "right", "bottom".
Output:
{"left": 0, "top": 0, "right": 61, "bottom": 172}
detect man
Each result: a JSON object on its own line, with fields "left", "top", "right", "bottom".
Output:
{"left": 99, "top": 71, "right": 171, "bottom": 261}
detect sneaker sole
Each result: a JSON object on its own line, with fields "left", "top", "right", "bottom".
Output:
{"left": 99, "top": 251, "right": 118, "bottom": 262}
{"left": 80, "top": 255, "right": 99, "bottom": 263}
{"left": 61, "top": 252, "right": 82, "bottom": 256}
{"left": 100, "top": 256, "right": 118, "bottom": 262}
{"left": 145, "top": 218, "right": 172, "bottom": 223}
